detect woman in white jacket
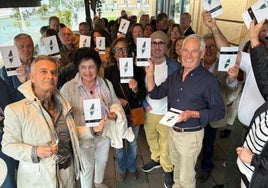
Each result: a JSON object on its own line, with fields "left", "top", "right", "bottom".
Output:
{"left": 60, "top": 47, "right": 126, "bottom": 188}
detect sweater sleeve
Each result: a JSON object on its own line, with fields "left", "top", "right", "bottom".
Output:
{"left": 251, "top": 46, "right": 268, "bottom": 101}
{"left": 251, "top": 154, "right": 268, "bottom": 175}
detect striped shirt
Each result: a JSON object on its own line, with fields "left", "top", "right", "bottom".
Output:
{"left": 237, "top": 110, "right": 268, "bottom": 182}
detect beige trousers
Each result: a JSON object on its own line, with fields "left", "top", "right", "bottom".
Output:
{"left": 169, "top": 128, "right": 204, "bottom": 188}
{"left": 144, "top": 112, "right": 174, "bottom": 172}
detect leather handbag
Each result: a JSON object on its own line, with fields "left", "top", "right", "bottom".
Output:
{"left": 130, "top": 106, "right": 145, "bottom": 126}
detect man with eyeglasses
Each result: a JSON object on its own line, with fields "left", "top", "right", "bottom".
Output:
{"left": 142, "top": 31, "right": 179, "bottom": 188}
{"left": 145, "top": 34, "right": 225, "bottom": 188}
{"left": 58, "top": 27, "right": 78, "bottom": 85}
{"left": 197, "top": 33, "right": 240, "bottom": 182}
{"left": 59, "top": 27, "right": 76, "bottom": 55}
{"left": 180, "top": 12, "right": 195, "bottom": 36}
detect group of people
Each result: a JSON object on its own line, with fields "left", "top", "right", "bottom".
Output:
{"left": 0, "top": 8, "right": 268, "bottom": 188}
{"left": 202, "top": 10, "right": 268, "bottom": 188}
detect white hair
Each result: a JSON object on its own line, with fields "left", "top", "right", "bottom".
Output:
{"left": 183, "top": 34, "right": 206, "bottom": 51}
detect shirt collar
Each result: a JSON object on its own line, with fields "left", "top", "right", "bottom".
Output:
{"left": 183, "top": 26, "right": 191, "bottom": 33}
{"left": 181, "top": 64, "right": 204, "bottom": 77}
{"left": 202, "top": 59, "right": 217, "bottom": 73}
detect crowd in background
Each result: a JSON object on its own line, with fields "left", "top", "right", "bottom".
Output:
{"left": 0, "top": 7, "right": 268, "bottom": 188}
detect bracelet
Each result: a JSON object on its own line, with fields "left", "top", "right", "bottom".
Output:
{"left": 31, "top": 146, "right": 40, "bottom": 163}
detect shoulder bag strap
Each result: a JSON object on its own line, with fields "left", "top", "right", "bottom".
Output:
{"left": 119, "top": 83, "right": 131, "bottom": 112}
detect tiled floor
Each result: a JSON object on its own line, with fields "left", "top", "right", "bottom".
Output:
{"left": 101, "top": 126, "right": 231, "bottom": 188}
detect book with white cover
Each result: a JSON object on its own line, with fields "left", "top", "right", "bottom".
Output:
{"left": 159, "top": 108, "right": 183, "bottom": 127}
{"left": 136, "top": 38, "right": 151, "bottom": 66}
{"left": 96, "top": 37, "right": 105, "bottom": 54}
{"left": 79, "top": 35, "right": 91, "bottom": 48}
{"left": 118, "top": 19, "right": 130, "bottom": 34}
{"left": 119, "top": 57, "right": 134, "bottom": 83}
{"left": 242, "top": 0, "right": 268, "bottom": 28}
{"left": 43, "top": 35, "right": 61, "bottom": 58}
{"left": 218, "top": 47, "right": 239, "bottom": 72}
{"left": 83, "top": 99, "right": 102, "bottom": 127}
{"left": 202, "top": 0, "right": 223, "bottom": 18}
{"left": 0, "top": 46, "right": 21, "bottom": 76}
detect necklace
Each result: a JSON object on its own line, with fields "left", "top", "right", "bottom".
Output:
{"left": 85, "top": 84, "right": 95, "bottom": 96}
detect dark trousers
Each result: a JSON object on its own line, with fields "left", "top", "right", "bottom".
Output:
{"left": 0, "top": 127, "right": 18, "bottom": 188}
{"left": 224, "top": 117, "right": 248, "bottom": 188}
{"left": 201, "top": 124, "right": 217, "bottom": 173}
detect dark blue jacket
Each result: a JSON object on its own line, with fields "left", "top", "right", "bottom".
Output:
{"left": 0, "top": 77, "right": 15, "bottom": 127}
{"left": 0, "top": 66, "right": 24, "bottom": 101}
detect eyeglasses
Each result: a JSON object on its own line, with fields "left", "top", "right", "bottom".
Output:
{"left": 60, "top": 33, "right": 73, "bottom": 37}
{"left": 151, "top": 41, "right": 166, "bottom": 48}
{"left": 113, "top": 47, "right": 128, "bottom": 53}
{"left": 79, "top": 65, "right": 97, "bottom": 70}
{"left": 205, "top": 44, "right": 216, "bottom": 50}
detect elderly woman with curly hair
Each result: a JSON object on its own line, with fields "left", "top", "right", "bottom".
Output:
{"left": 61, "top": 47, "right": 122, "bottom": 188}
